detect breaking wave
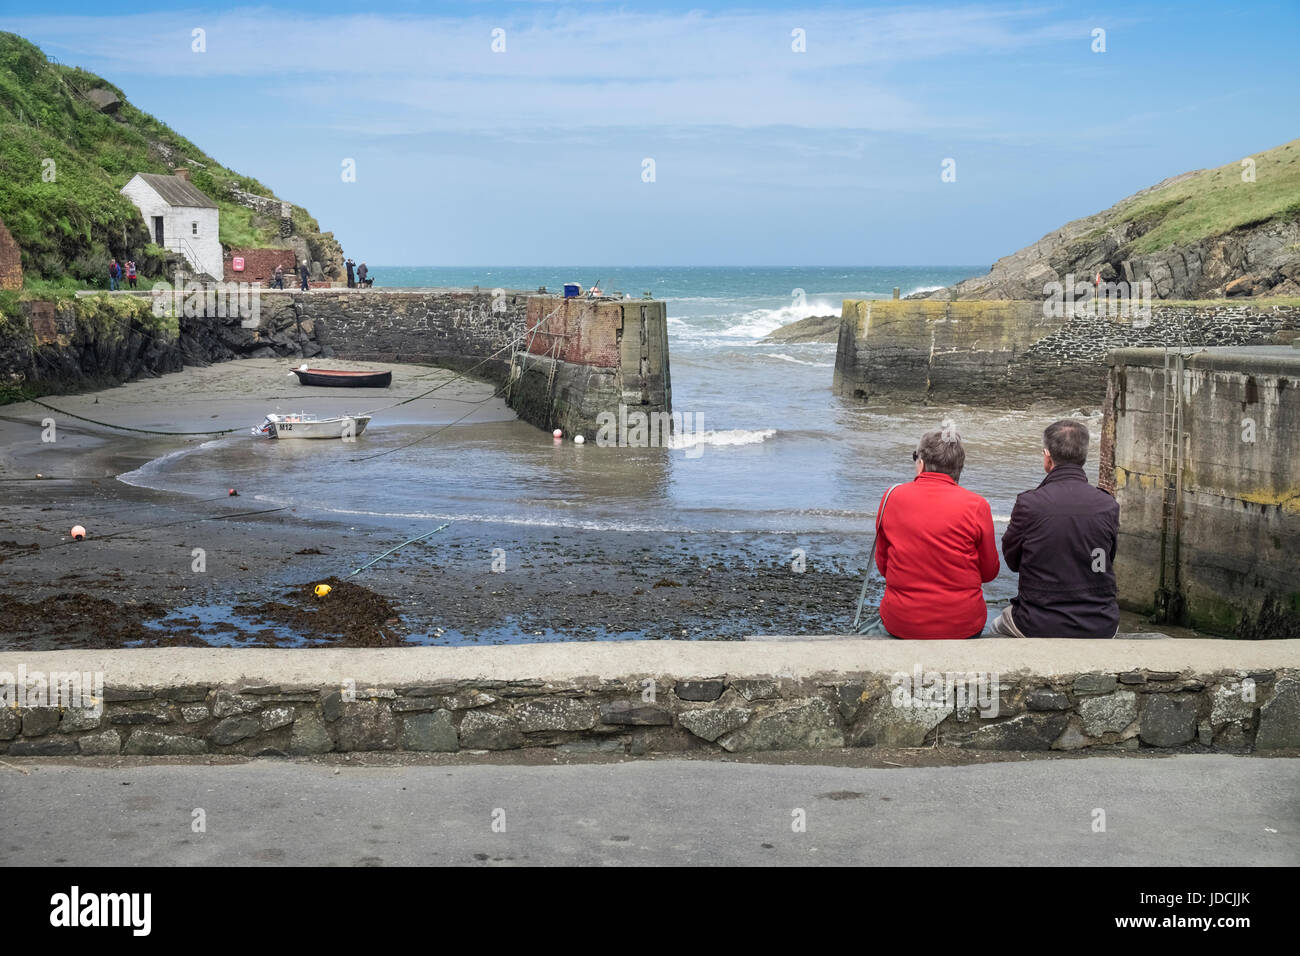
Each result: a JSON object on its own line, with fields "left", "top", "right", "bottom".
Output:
{"left": 666, "top": 428, "right": 777, "bottom": 449}
{"left": 764, "top": 353, "right": 834, "bottom": 367}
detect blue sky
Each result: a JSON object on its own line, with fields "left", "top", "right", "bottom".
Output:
{"left": 4, "top": 1, "right": 1297, "bottom": 266}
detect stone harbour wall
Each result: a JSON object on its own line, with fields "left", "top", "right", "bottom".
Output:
{"left": 1, "top": 290, "right": 668, "bottom": 421}
{"left": 3, "top": 652, "right": 1296, "bottom": 757}
{"left": 834, "top": 299, "right": 1300, "bottom": 406}
{"left": 276, "top": 288, "right": 531, "bottom": 381}
{"left": 506, "top": 296, "right": 671, "bottom": 437}
{"left": 1104, "top": 347, "right": 1300, "bottom": 637}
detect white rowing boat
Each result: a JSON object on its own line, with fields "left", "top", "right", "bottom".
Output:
{"left": 251, "top": 412, "right": 371, "bottom": 440}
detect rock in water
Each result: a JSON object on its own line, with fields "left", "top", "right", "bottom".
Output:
{"left": 761, "top": 314, "right": 840, "bottom": 344}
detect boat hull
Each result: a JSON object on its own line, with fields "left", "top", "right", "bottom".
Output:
{"left": 293, "top": 369, "right": 392, "bottom": 388}
{"left": 267, "top": 415, "right": 371, "bottom": 439}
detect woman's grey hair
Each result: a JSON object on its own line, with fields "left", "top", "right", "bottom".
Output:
{"left": 917, "top": 428, "right": 964, "bottom": 481}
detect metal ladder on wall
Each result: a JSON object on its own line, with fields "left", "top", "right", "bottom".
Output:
{"left": 1153, "top": 333, "right": 1189, "bottom": 624}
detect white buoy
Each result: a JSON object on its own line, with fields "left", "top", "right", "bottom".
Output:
{"left": 553, "top": 428, "right": 563, "bottom": 439}
{"left": 574, "top": 434, "right": 585, "bottom": 445}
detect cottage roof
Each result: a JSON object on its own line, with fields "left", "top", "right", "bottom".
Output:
{"left": 132, "top": 173, "right": 218, "bottom": 209}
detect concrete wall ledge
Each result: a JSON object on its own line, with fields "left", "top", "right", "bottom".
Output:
{"left": 2, "top": 641, "right": 1297, "bottom": 757}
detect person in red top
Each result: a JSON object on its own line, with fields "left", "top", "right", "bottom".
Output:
{"left": 865, "top": 427, "right": 999, "bottom": 639}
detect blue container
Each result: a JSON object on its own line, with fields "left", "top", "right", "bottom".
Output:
{"left": 563, "top": 283, "right": 581, "bottom": 298}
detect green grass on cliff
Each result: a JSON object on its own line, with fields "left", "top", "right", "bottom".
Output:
{"left": 1118, "top": 138, "right": 1300, "bottom": 254}
{"left": 0, "top": 32, "right": 325, "bottom": 285}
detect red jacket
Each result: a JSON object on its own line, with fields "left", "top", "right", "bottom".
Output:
{"left": 875, "top": 473, "right": 999, "bottom": 639}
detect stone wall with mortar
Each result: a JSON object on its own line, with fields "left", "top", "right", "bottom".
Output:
{"left": 2, "top": 659, "right": 1296, "bottom": 757}
{"left": 1105, "top": 347, "right": 1300, "bottom": 637}
{"left": 506, "top": 295, "right": 671, "bottom": 437}
{"left": 266, "top": 288, "right": 531, "bottom": 381}
{"left": 834, "top": 299, "right": 1300, "bottom": 406}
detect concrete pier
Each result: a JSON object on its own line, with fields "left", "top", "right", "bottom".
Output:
{"left": 833, "top": 298, "right": 1300, "bottom": 405}
{"left": 506, "top": 295, "right": 671, "bottom": 438}
{"left": 1103, "top": 346, "right": 1300, "bottom": 637}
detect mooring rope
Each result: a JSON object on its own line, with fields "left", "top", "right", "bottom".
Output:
{"left": 347, "top": 301, "right": 572, "bottom": 462}
{"left": 347, "top": 379, "right": 513, "bottom": 463}
{"left": 354, "top": 301, "right": 567, "bottom": 418}
{"left": 345, "top": 522, "right": 453, "bottom": 577}
{"left": 0, "top": 506, "right": 289, "bottom": 562}
{"left": 24, "top": 398, "right": 243, "bottom": 436}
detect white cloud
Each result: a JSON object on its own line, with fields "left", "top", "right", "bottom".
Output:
{"left": 12, "top": 4, "right": 1098, "bottom": 131}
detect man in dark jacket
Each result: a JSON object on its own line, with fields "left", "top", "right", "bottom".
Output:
{"left": 299, "top": 260, "right": 310, "bottom": 291}
{"left": 992, "top": 419, "right": 1119, "bottom": 638}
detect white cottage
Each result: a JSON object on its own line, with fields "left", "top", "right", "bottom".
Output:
{"left": 120, "top": 171, "right": 222, "bottom": 279}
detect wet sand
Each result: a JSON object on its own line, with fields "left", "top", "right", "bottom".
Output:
{"left": 0, "top": 360, "right": 876, "bottom": 648}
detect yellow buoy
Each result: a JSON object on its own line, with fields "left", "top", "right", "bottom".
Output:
{"left": 313, "top": 584, "right": 332, "bottom": 598}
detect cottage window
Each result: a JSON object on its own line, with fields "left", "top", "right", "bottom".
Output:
{"left": 191, "top": 221, "right": 199, "bottom": 236}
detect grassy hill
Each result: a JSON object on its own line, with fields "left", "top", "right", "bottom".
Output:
{"left": 1113, "top": 139, "right": 1300, "bottom": 254}
{"left": 916, "top": 137, "right": 1300, "bottom": 301}
{"left": 0, "top": 32, "right": 341, "bottom": 288}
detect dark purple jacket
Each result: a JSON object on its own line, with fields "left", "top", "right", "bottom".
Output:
{"left": 1001, "top": 463, "right": 1119, "bottom": 638}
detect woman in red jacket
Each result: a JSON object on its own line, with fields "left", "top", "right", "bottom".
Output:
{"left": 863, "top": 428, "right": 999, "bottom": 639}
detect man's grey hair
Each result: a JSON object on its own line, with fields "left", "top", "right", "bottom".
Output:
{"left": 917, "top": 428, "right": 965, "bottom": 481}
{"left": 1044, "top": 419, "right": 1089, "bottom": 466}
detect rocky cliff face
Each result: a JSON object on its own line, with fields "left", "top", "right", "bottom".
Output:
{"left": 1, "top": 295, "right": 330, "bottom": 403}
{"left": 916, "top": 140, "right": 1300, "bottom": 302}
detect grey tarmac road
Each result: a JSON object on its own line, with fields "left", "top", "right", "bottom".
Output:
{"left": 1, "top": 754, "right": 1296, "bottom": 866}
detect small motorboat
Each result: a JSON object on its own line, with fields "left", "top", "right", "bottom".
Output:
{"left": 252, "top": 412, "right": 372, "bottom": 440}
{"left": 292, "top": 366, "right": 392, "bottom": 388}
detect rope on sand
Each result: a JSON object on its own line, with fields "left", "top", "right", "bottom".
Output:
{"left": 345, "top": 522, "right": 453, "bottom": 577}
{"left": 0, "top": 507, "right": 289, "bottom": 564}
{"left": 24, "top": 398, "right": 242, "bottom": 436}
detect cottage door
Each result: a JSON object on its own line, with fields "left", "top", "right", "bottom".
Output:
{"left": 153, "top": 216, "right": 164, "bottom": 245}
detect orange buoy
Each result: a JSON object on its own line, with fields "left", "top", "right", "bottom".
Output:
{"left": 228, "top": 488, "right": 238, "bottom": 496}
{"left": 70, "top": 525, "right": 86, "bottom": 540}
{"left": 552, "top": 428, "right": 563, "bottom": 439}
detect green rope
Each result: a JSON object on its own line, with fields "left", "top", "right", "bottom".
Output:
{"left": 346, "top": 522, "right": 453, "bottom": 577}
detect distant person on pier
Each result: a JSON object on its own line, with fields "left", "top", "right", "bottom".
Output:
{"left": 346, "top": 257, "right": 356, "bottom": 288}
{"left": 125, "top": 260, "right": 137, "bottom": 288}
{"left": 357, "top": 262, "right": 368, "bottom": 286}
{"left": 299, "top": 260, "right": 310, "bottom": 291}
{"left": 992, "top": 420, "right": 1119, "bottom": 639}
{"left": 272, "top": 264, "right": 284, "bottom": 289}
{"left": 108, "top": 258, "right": 120, "bottom": 291}
{"left": 857, "top": 428, "right": 999, "bottom": 639}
